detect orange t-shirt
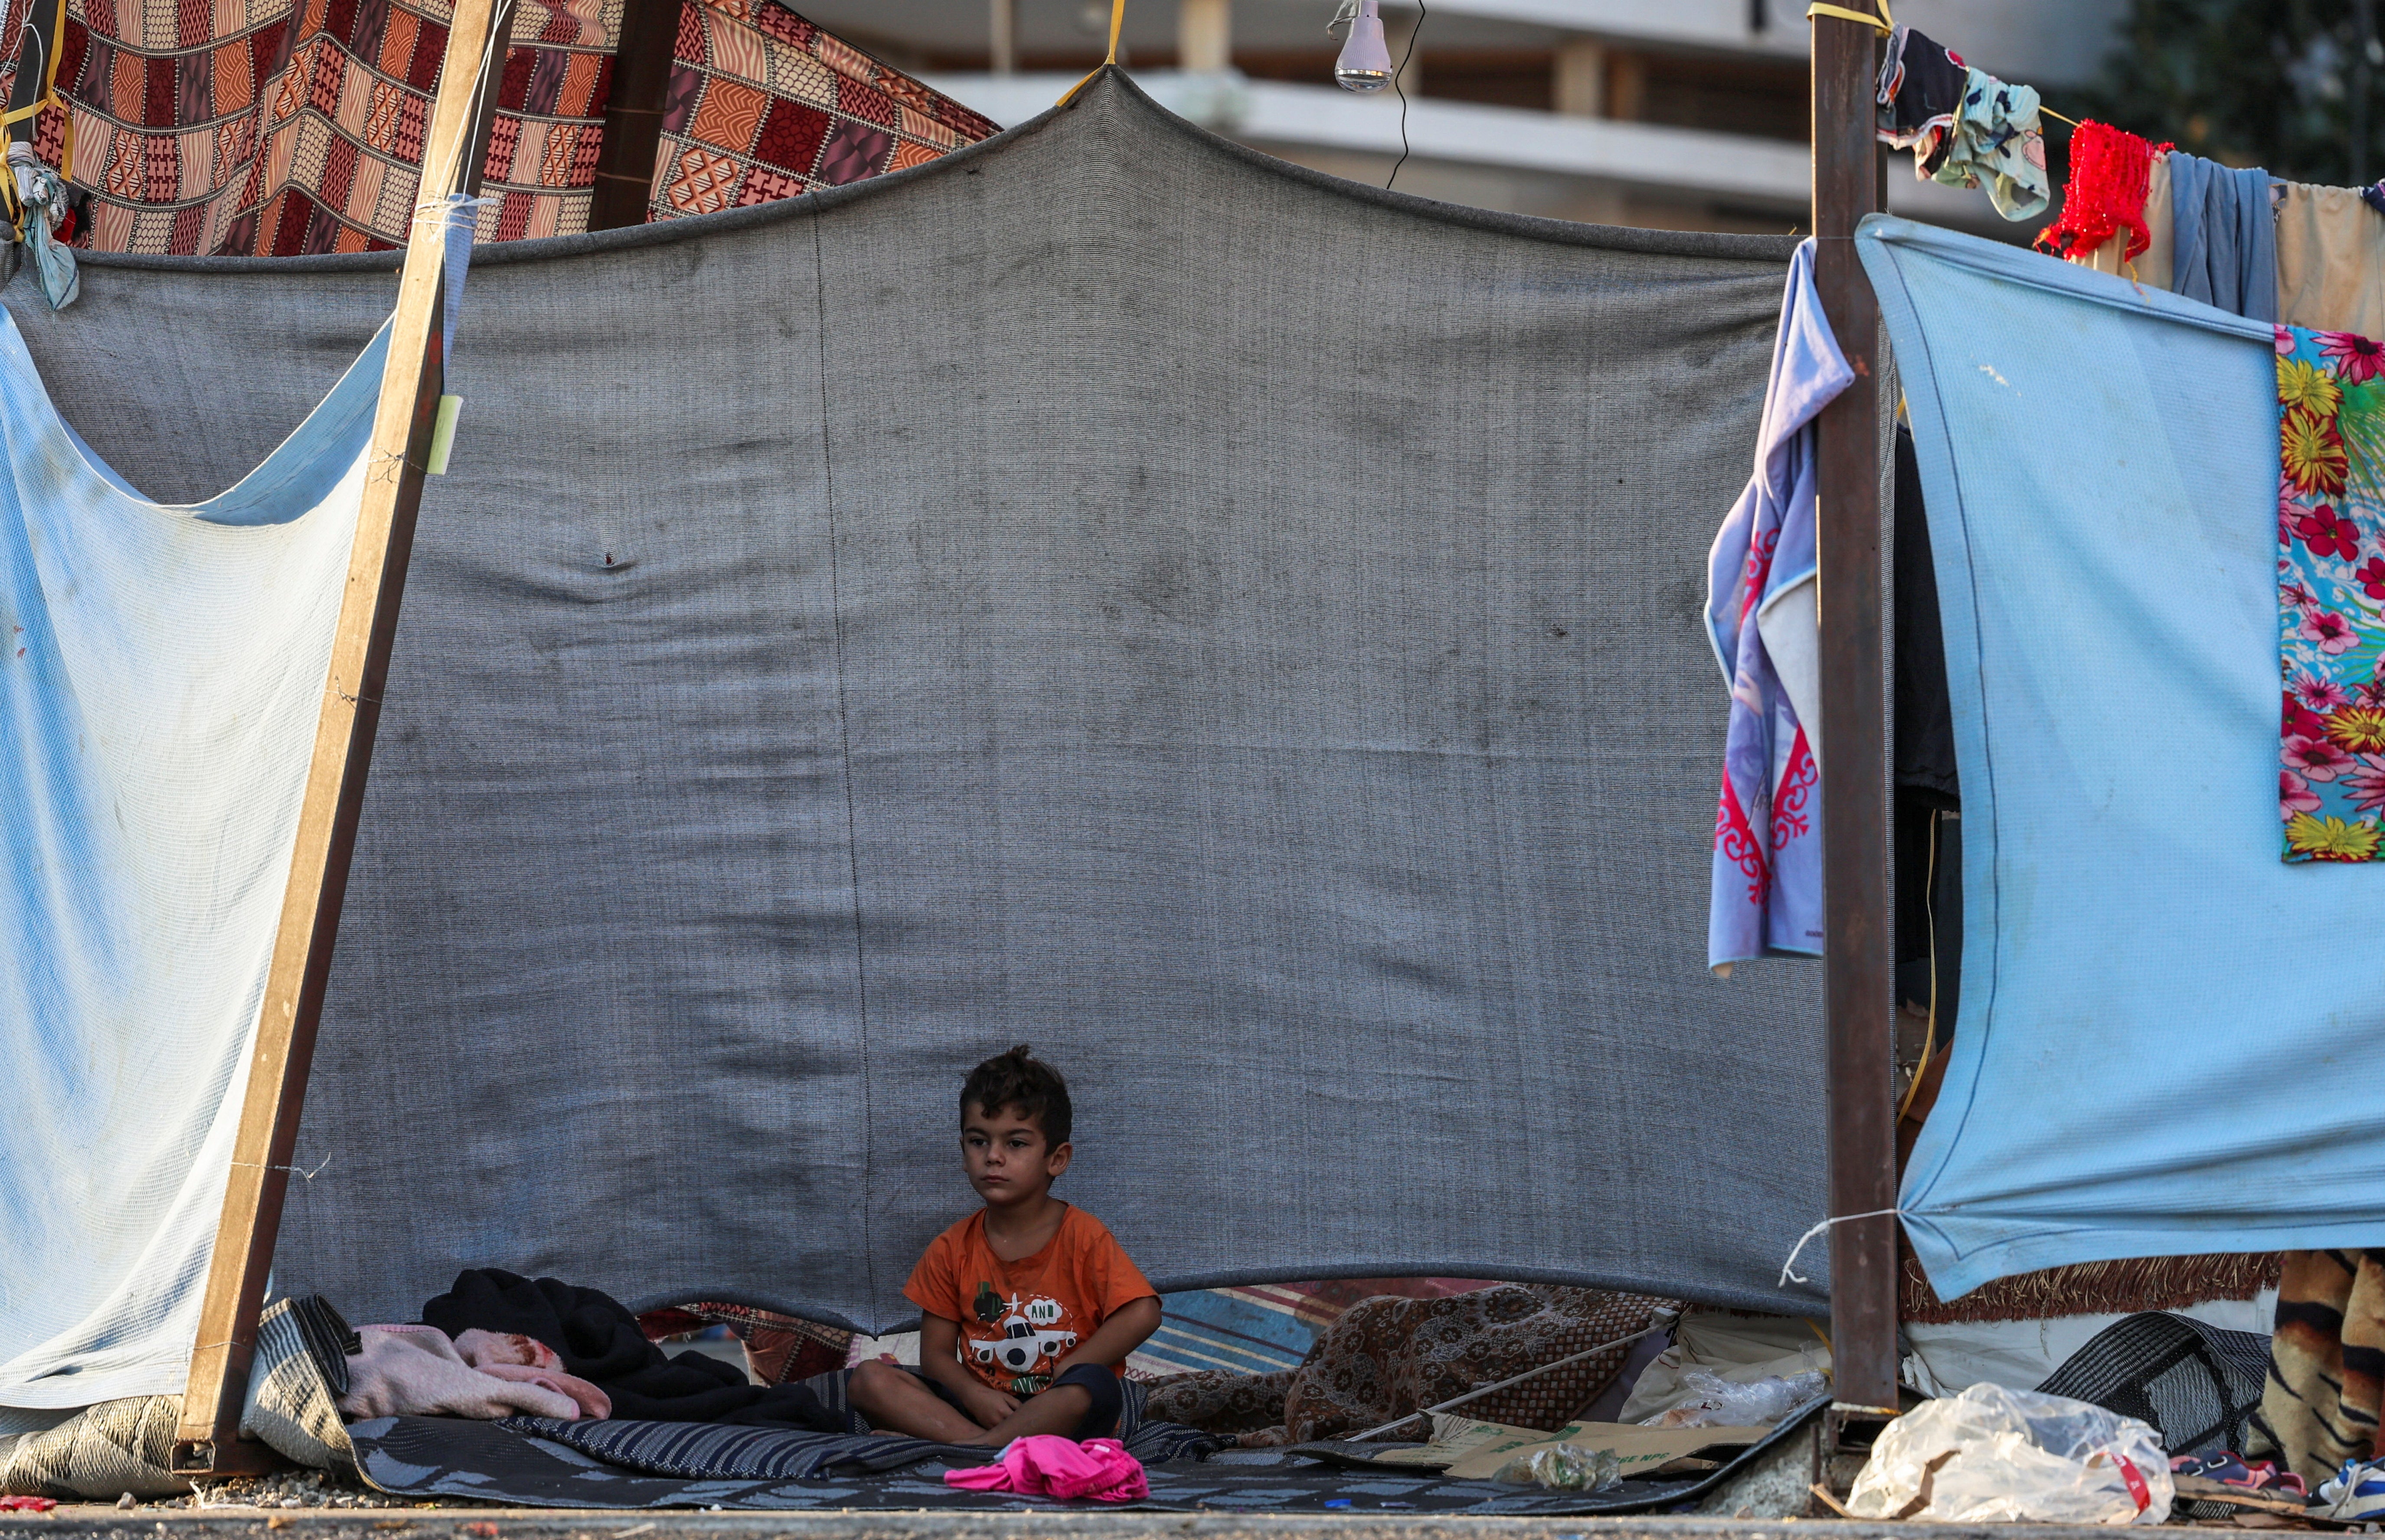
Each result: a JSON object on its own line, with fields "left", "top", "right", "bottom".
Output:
{"left": 903, "top": 1205, "right": 1156, "bottom": 1395}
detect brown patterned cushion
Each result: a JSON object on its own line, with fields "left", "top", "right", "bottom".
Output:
{"left": 1244, "top": 1284, "right": 1675, "bottom": 1445}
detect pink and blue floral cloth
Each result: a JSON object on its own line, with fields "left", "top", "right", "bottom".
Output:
{"left": 2275, "top": 323, "right": 2385, "bottom": 861}
{"left": 1704, "top": 242, "right": 1854, "bottom": 968}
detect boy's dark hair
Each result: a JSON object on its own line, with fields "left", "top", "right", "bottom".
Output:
{"left": 961, "top": 1044, "right": 1072, "bottom": 1148}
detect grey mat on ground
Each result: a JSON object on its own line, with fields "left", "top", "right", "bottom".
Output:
{"left": 346, "top": 1406, "right": 1823, "bottom": 1514}
{"left": 7, "top": 70, "right": 1820, "bottom": 1333}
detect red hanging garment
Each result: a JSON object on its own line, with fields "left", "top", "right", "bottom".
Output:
{"left": 2036, "top": 120, "right": 2172, "bottom": 262}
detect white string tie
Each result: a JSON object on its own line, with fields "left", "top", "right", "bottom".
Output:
{"left": 229, "top": 1153, "right": 332, "bottom": 1182}
{"left": 1778, "top": 1206, "right": 1905, "bottom": 1286}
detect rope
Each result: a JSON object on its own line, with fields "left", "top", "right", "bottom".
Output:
{"left": 1057, "top": 0, "right": 1124, "bottom": 107}
{"left": 1385, "top": 0, "right": 1423, "bottom": 190}
{"left": 228, "top": 1154, "right": 333, "bottom": 1181}
{"left": 421, "top": 0, "right": 514, "bottom": 204}
{"left": 1779, "top": 1207, "right": 1905, "bottom": 1287}
{"left": 1342, "top": 1314, "right": 1679, "bottom": 1442}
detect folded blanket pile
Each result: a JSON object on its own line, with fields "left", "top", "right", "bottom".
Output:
{"left": 337, "top": 1325, "right": 612, "bottom": 1422}
{"left": 421, "top": 1269, "right": 840, "bottom": 1430}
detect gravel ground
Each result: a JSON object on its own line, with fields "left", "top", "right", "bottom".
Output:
{"left": 93, "top": 1470, "right": 495, "bottom": 1513}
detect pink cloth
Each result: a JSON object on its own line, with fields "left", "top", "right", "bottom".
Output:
{"left": 454, "top": 1329, "right": 612, "bottom": 1418}
{"left": 452, "top": 1329, "right": 562, "bottom": 1371}
{"left": 943, "top": 1436, "right": 1148, "bottom": 1503}
{"left": 336, "top": 1324, "right": 608, "bottom": 1422}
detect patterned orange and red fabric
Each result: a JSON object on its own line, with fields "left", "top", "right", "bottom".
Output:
{"left": 0, "top": 0, "right": 996, "bottom": 254}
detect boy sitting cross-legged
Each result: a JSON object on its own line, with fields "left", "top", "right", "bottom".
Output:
{"left": 848, "top": 1045, "right": 1161, "bottom": 1445}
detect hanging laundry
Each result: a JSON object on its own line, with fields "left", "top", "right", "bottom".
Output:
{"left": 2273, "top": 324, "right": 2385, "bottom": 862}
{"left": 2073, "top": 153, "right": 2174, "bottom": 289}
{"left": 1874, "top": 28, "right": 2049, "bottom": 220}
{"left": 1929, "top": 72, "right": 2050, "bottom": 220}
{"left": 2037, "top": 121, "right": 2171, "bottom": 262}
{"left": 1704, "top": 241, "right": 1852, "bottom": 974}
{"left": 5, "top": 143, "right": 72, "bottom": 311}
{"left": 2168, "top": 153, "right": 2280, "bottom": 323}
{"left": 1875, "top": 27, "right": 1969, "bottom": 158}
{"left": 2274, "top": 183, "right": 2385, "bottom": 337}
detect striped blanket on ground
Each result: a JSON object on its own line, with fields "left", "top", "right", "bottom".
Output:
{"left": 505, "top": 1374, "right": 1220, "bottom": 1481}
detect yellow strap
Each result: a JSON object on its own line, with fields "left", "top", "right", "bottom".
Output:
{"left": 1806, "top": 0, "right": 1892, "bottom": 34}
{"left": 1057, "top": 0, "right": 1124, "bottom": 106}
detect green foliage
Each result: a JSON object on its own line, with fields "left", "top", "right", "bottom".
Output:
{"left": 2074, "top": 0, "right": 2385, "bottom": 183}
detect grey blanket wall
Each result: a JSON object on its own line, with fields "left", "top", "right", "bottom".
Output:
{"left": 10, "top": 74, "right": 1822, "bottom": 1330}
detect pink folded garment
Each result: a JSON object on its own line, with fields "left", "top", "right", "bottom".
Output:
{"left": 468, "top": 1360, "right": 612, "bottom": 1419}
{"left": 336, "top": 1324, "right": 590, "bottom": 1422}
{"left": 452, "top": 1329, "right": 563, "bottom": 1371}
{"left": 943, "top": 1436, "right": 1148, "bottom": 1503}
{"left": 453, "top": 1329, "right": 612, "bottom": 1418}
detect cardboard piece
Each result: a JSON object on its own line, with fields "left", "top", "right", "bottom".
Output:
{"left": 1419, "top": 1413, "right": 1771, "bottom": 1480}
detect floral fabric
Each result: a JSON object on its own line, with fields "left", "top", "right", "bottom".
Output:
{"left": 2275, "top": 324, "right": 2385, "bottom": 861}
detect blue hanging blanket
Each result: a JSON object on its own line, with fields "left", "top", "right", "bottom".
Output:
{"left": 1859, "top": 215, "right": 2385, "bottom": 1299}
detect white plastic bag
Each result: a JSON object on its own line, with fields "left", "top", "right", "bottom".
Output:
{"left": 1492, "top": 1443, "right": 1623, "bottom": 1491}
{"left": 1638, "top": 1369, "right": 1828, "bottom": 1428}
{"left": 1845, "top": 1383, "right": 2171, "bottom": 1525}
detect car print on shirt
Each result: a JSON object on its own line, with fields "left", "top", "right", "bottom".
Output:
{"left": 967, "top": 1291, "right": 1078, "bottom": 1390}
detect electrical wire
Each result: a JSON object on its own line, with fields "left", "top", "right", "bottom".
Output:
{"left": 1386, "top": 0, "right": 1423, "bottom": 190}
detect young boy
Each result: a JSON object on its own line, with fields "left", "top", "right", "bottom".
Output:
{"left": 848, "top": 1045, "right": 1161, "bottom": 1445}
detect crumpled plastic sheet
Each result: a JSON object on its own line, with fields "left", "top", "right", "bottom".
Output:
{"left": 1847, "top": 1383, "right": 2173, "bottom": 1524}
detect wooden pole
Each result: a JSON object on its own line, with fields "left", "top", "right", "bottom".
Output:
{"left": 170, "top": 0, "right": 512, "bottom": 1475}
{"left": 1810, "top": 3, "right": 1899, "bottom": 1418}
{"left": 587, "top": 0, "right": 679, "bottom": 230}
{"left": 990, "top": 0, "right": 1016, "bottom": 75}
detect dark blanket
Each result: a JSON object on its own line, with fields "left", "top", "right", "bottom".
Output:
{"left": 421, "top": 1269, "right": 838, "bottom": 1430}
{"left": 343, "top": 1412, "right": 1770, "bottom": 1513}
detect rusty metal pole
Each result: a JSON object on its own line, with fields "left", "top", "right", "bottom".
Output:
{"left": 1810, "top": 3, "right": 1900, "bottom": 1418}
{"left": 588, "top": 0, "right": 679, "bottom": 229}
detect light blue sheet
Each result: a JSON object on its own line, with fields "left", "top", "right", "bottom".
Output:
{"left": 0, "top": 311, "right": 388, "bottom": 1406}
{"left": 1859, "top": 215, "right": 2384, "bottom": 1299}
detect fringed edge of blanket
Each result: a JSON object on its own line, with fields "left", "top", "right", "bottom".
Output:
{"left": 1901, "top": 1252, "right": 2282, "bottom": 1325}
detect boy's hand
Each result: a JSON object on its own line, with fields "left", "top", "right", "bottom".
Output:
{"left": 958, "top": 1381, "right": 1019, "bottom": 1428}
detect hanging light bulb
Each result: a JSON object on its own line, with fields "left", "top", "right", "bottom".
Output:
{"left": 1333, "top": 0, "right": 1392, "bottom": 91}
